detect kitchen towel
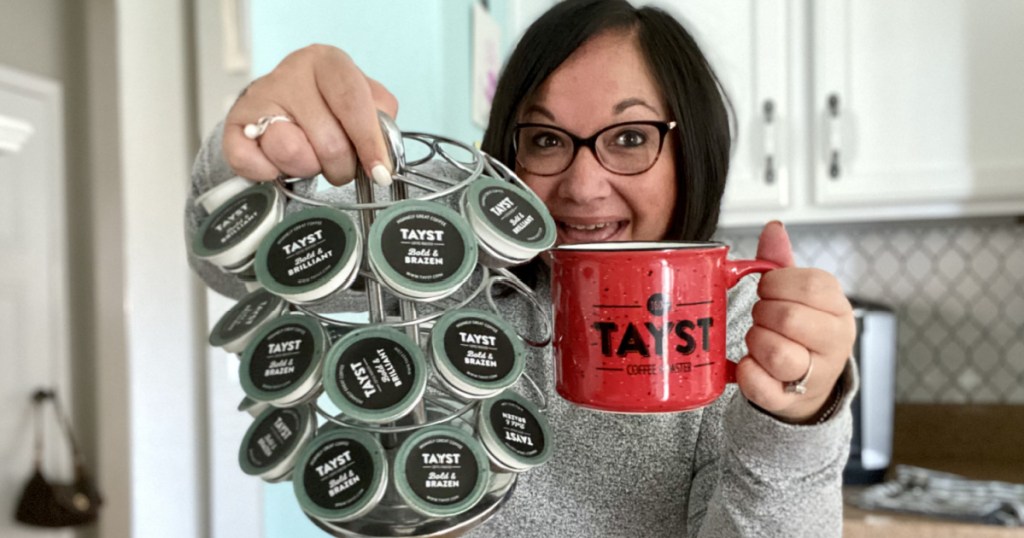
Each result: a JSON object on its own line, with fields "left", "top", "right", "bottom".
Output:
{"left": 854, "top": 465, "right": 1024, "bottom": 526}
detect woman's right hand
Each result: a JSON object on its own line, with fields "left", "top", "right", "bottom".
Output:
{"left": 223, "top": 44, "right": 399, "bottom": 186}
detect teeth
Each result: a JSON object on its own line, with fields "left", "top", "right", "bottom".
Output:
{"left": 565, "top": 222, "right": 611, "bottom": 231}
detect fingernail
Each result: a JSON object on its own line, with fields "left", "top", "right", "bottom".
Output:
{"left": 371, "top": 164, "right": 393, "bottom": 187}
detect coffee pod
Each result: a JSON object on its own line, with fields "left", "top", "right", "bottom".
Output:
{"left": 239, "top": 313, "right": 327, "bottom": 407}
{"left": 429, "top": 309, "right": 525, "bottom": 398}
{"left": 192, "top": 182, "right": 283, "bottom": 269}
{"left": 461, "top": 176, "right": 555, "bottom": 266}
{"left": 322, "top": 327, "right": 428, "bottom": 424}
{"left": 292, "top": 428, "right": 388, "bottom": 523}
{"left": 238, "top": 404, "right": 316, "bottom": 482}
{"left": 393, "top": 425, "right": 491, "bottom": 518}
{"left": 195, "top": 176, "right": 255, "bottom": 213}
{"left": 367, "top": 200, "right": 478, "bottom": 300}
{"left": 477, "top": 390, "right": 552, "bottom": 473}
{"left": 208, "top": 288, "right": 287, "bottom": 354}
{"left": 255, "top": 207, "right": 362, "bottom": 304}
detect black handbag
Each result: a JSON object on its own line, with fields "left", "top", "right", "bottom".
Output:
{"left": 14, "top": 389, "right": 102, "bottom": 527}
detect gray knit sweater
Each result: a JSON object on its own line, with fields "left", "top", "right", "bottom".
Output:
{"left": 186, "top": 124, "right": 856, "bottom": 537}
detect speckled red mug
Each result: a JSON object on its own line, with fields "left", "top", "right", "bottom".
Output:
{"left": 549, "top": 241, "right": 777, "bottom": 413}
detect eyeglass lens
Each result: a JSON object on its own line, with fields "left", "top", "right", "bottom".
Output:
{"left": 515, "top": 123, "right": 666, "bottom": 175}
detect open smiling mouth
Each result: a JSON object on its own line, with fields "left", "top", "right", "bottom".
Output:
{"left": 556, "top": 220, "right": 627, "bottom": 243}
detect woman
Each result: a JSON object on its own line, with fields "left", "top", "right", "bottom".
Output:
{"left": 189, "top": 1, "right": 857, "bottom": 535}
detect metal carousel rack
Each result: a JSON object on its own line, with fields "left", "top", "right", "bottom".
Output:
{"left": 265, "top": 113, "right": 552, "bottom": 537}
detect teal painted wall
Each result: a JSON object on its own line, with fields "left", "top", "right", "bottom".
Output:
{"left": 252, "top": 0, "right": 515, "bottom": 151}
{"left": 251, "top": 1, "right": 515, "bottom": 535}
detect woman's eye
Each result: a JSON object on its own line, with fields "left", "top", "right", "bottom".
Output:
{"left": 613, "top": 130, "right": 648, "bottom": 148}
{"left": 531, "top": 133, "right": 563, "bottom": 149}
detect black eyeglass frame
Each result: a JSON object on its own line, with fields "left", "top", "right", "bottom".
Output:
{"left": 512, "top": 120, "right": 678, "bottom": 177}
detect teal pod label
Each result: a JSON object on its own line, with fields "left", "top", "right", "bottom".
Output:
{"left": 198, "top": 183, "right": 274, "bottom": 254}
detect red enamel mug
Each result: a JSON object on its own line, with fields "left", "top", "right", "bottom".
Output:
{"left": 549, "top": 241, "right": 777, "bottom": 413}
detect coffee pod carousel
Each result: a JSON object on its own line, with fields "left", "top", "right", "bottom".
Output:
{"left": 195, "top": 113, "right": 556, "bottom": 537}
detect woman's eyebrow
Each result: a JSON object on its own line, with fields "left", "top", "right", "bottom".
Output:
{"left": 613, "top": 98, "right": 659, "bottom": 115}
{"left": 520, "top": 104, "right": 556, "bottom": 122}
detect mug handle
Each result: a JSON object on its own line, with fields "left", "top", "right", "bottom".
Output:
{"left": 723, "top": 258, "right": 780, "bottom": 383}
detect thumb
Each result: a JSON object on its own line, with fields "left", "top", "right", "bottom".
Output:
{"left": 755, "top": 220, "right": 796, "bottom": 268}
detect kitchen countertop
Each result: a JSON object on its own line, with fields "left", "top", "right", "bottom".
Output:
{"left": 842, "top": 404, "right": 1024, "bottom": 537}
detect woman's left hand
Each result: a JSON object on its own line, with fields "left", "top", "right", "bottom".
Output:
{"left": 736, "top": 221, "right": 856, "bottom": 424}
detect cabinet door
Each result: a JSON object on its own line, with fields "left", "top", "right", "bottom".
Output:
{"left": 658, "top": 0, "right": 791, "bottom": 216}
{"left": 813, "top": 0, "right": 1024, "bottom": 208}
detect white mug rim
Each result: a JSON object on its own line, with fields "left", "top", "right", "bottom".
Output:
{"left": 551, "top": 240, "right": 726, "bottom": 252}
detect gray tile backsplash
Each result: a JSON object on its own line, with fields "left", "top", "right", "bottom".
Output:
{"left": 716, "top": 218, "right": 1024, "bottom": 404}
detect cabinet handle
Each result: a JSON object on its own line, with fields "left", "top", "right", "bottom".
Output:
{"left": 827, "top": 94, "right": 841, "bottom": 179}
{"left": 763, "top": 99, "right": 776, "bottom": 185}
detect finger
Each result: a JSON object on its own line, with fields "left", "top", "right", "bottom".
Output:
{"left": 367, "top": 76, "right": 399, "bottom": 119}
{"left": 735, "top": 355, "right": 793, "bottom": 414}
{"left": 257, "top": 121, "right": 323, "bottom": 179}
{"left": 222, "top": 121, "right": 283, "bottom": 180}
{"left": 315, "top": 56, "right": 395, "bottom": 185}
{"left": 758, "top": 267, "right": 852, "bottom": 315}
{"left": 755, "top": 220, "right": 796, "bottom": 268}
{"left": 744, "top": 325, "right": 812, "bottom": 382}
{"left": 752, "top": 299, "right": 856, "bottom": 356}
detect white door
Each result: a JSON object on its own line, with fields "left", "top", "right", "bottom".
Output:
{"left": 0, "top": 66, "right": 73, "bottom": 538}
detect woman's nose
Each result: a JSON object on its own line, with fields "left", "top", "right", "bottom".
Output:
{"left": 556, "top": 147, "right": 613, "bottom": 204}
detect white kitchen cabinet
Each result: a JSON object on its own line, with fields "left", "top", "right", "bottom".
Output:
{"left": 662, "top": 0, "right": 1024, "bottom": 228}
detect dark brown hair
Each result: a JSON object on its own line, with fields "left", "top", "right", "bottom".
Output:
{"left": 480, "top": 0, "right": 733, "bottom": 241}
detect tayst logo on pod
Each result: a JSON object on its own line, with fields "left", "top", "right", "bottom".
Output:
{"left": 250, "top": 324, "right": 314, "bottom": 391}
{"left": 245, "top": 408, "right": 301, "bottom": 469}
{"left": 490, "top": 399, "right": 545, "bottom": 457}
{"left": 202, "top": 190, "right": 269, "bottom": 250}
{"left": 405, "top": 437, "right": 476, "bottom": 505}
{"left": 442, "top": 317, "right": 515, "bottom": 381}
{"left": 335, "top": 337, "right": 414, "bottom": 410}
{"left": 304, "top": 440, "right": 373, "bottom": 509}
{"left": 480, "top": 186, "right": 546, "bottom": 243}
{"left": 266, "top": 218, "right": 346, "bottom": 287}
{"left": 380, "top": 212, "right": 464, "bottom": 284}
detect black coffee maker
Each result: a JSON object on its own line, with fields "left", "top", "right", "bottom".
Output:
{"left": 843, "top": 297, "right": 898, "bottom": 485}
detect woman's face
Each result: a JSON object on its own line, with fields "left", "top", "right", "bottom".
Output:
{"left": 515, "top": 29, "right": 677, "bottom": 245}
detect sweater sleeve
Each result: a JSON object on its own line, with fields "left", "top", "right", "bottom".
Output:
{"left": 184, "top": 121, "right": 250, "bottom": 300}
{"left": 687, "top": 275, "right": 859, "bottom": 538}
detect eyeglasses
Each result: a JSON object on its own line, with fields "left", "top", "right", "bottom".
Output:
{"left": 513, "top": 120, "right": 677, "bottom": 176}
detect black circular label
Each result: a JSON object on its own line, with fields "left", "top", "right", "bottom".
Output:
{"left": 249, "top": 323, "right": 316, "bottom": 392}
{"left": 334, "top": 336, "right": 416, "bottom": 410}
{"left": 489, "top": 399, "right": 545, "bottom": 458}
{"left": 479, "top": 186, "right": 547, "bottom": 244}
{"left": 442, "top": 317, "right": 515, "bottom": 382}
{"left": 302, "top": 438, "right": 374, "bottom": 510}
{"left": 202, "top": 190, "right": 270, "bottom": 251}
{"left": 266, "top": 217, "right": 347, "bottom": 288}
{"left": 405, "top": 436, "right": 477, "bottom": 506}
{"left": 245, "top": 407, "right": 303, "bottom": 469}
{"left": 215, "top": 290, "right": 279, "bottom": 343}
{"left": 380, "top": 212, "right": 465, "bottom": 285}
